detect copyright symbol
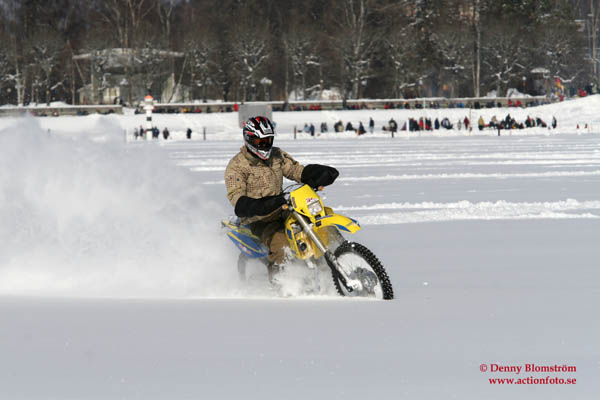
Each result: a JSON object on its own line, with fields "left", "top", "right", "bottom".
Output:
{"left": 480, "top": 364, "right": 488, "bottom": 372}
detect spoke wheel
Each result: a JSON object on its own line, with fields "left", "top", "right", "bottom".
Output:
{"left": 332, "top": 241, "right": 394, "bottom": 300}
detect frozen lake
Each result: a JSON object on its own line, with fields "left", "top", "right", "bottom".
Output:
{"left": 1, "top": 115, "right": 599, "bottom": 398}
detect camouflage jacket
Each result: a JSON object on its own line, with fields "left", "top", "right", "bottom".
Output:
{"left": 225, "top": 146, "right": 304, "bottom": 224}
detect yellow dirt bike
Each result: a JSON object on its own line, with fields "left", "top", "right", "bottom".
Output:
{"left": 223, "top": 184, "right": 394, "bottom": 300}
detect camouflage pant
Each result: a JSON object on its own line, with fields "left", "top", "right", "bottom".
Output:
{"left": 249, "top": 217, "right": 289, "bottom": 265}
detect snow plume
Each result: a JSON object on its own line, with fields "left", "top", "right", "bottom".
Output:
{"left": 0, "top": 117, "right": 238, "bottom": 298}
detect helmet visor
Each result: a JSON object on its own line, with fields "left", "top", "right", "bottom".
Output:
{"left": 248, "top": 136, "right": 273, "bottom": 150}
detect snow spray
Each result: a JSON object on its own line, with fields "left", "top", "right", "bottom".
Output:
{"left": 0, "top": 117, "right": 238, "bottom": 298}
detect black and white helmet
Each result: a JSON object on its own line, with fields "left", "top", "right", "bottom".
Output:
{"left": 243, "top": 116, "right": 275, "bottom": 160}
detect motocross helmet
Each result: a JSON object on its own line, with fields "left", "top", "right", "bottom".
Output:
{"left": 243, "top": 116, "right": 275, "bottom": 160}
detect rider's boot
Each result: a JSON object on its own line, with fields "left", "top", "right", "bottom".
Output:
{"left": 267, "top": 262, "right": 284, "bottom": 285}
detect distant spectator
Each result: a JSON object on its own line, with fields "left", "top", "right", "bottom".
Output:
{"left": 463, "top": 116, "right": 470, "bottom": 130}
{"left": 345, "top": 121, "right": 355, "bottom": 132}
{"left": 552, "top": 116, "right": 557, "bottom": 129}
{"left": 320, "top": 122, "right": 328, "bottom": 134}
{"left": 309, "top": 123, "right": 315, "bottom": 137}
{"left": 152, "top": 127, "right": 159, "bottom": 139}
{"left": 489, "top": 116, "right": 498, "bottom": 129}
{"left": 441, "top": 118, "right": 452, "bottom": 129}
{"left": 369, "top": 117, "right": 374, "bottom": 134}
{"left": 434, "top": 118, "right": 440, "bottom": 130}
{"left": 536, "top": 117, "right": 547, "bottom": 128}
{"left": 358, "top": 122, "right": 366, "bottom": 135}
{"left": 478, "top": 116, "right": 485, "bottom": 131}
{"left": 134, "top": 127, "right": 139, "bottom": 140}
{"left": 389, "top": 118, "right": 397, "bottom": 135}
{"left": 162, "top": 127, "right": 170, "bottom": 140}
{"left": 187, "top": 128, "right": 192, "bottom": 139}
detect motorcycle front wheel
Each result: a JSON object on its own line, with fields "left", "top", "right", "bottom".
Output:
{"left": 332, "top": 241, "right": 394, "bottom": 300}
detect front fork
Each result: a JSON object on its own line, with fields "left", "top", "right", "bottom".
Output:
{"left": 291, "top": 211, "right": 363, "bottom": 292}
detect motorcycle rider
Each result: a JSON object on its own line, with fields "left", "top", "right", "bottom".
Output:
{"left": 225, "top": 116, "right": 339, "bottom": 282}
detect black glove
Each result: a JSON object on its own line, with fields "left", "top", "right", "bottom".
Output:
{"left": 301, "top": 164, "right": 339, "bottom": 188}
{"left": 234, "top": 194, "right": 286, "bottom": 218}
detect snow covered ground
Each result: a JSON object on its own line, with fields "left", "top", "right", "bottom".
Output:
{"left": 1, "top": 97, "right": 599, "bottom": 399}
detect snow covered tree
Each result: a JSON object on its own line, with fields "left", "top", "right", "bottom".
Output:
{"left": 283, "top": 25, "right": 321, "bottom": 100}
{"left": 481, "top": 23, "right": 531, "bottom": 96}
{"left": 232, "top": 28, "right": 270, "bottom": 102}
{"left": 535, "top": 1, "right": 585, "bottom": 89}
{"left": 331, "top": 0, "right": 377, "bottom": 99}
{"left": 433, "top": 27, "right": 473, "bottom": 97}
{"left": 0, "top": 1, "right": 26, "bottom": 105}
{"left": 24, "top": 27, "right": 66, "bottom": 104}
{"left": 184, "top": 30, "right": 215, "bottom": 102}
{"left": 385, "top": 28, "right": 427, "bottom": 98}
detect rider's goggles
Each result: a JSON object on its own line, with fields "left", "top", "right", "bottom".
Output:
{"left": 249, "top": 136, "right": 273, "bottom": 150}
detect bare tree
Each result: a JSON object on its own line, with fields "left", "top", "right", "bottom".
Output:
{"left": 0, "top": 32, "right": 14, "bottom": 103}
{"left": 471, "top": 0, "right": 482, "bottom": 97}
{"left": 0, "top": 0, "right": 26, "bottom": 105}
{"left": 481, "top": 25, "right": 530, "bottom": 96}
{"left": 25, "top": 27, "right": 66, "bottom": 104}
{"left": 184, "top": 30, "right": 215, "bottom": 102}
{"left": 386, "top": 29, "right": 426, "bottom": 98}
{"left": 332, "top": 0, "right": 377, "bottom": 99}
{"left": 536, "top": 1, "right": 586, "bottom": 90}
{"left": 433, "top": 27, "right": 473, "bottom": 97}
{"left": 586, "top": 0, "right": 600, "bottom": 84}
{"left": 283, "top": 26, "right": 320, "bottom": 100}
{"left": 156, "top": 0, "right": 176, "bottom": 40}
{"left": 232, "top": 31, "right": 269, "bottom": 102}
{"left": 96, "top": 0, "right": 156, "bottom": 48}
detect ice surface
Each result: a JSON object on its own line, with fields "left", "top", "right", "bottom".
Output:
{"left": 1, "top": 99, "right": 599, "bottom": 399}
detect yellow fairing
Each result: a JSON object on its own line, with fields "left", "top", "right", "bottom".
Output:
{"left": 289, "top": 185, "right": 325, "bottom": 220}
{"left": 284, "top": 184, "right": 361, "bottom": 260}
{"left": 314, "top": 213, "right": 361, "bottom": 234}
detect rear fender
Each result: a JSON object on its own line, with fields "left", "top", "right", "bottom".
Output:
{"left": 227, "top": 230, "right": 268, "bottom": 259}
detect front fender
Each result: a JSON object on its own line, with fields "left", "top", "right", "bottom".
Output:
{"left": 315, "top": 213, "right": 361, "bottom": 234}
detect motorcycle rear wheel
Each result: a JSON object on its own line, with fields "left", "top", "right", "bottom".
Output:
{"left": 332, "top": 241, "right": 394, "bottom": 300}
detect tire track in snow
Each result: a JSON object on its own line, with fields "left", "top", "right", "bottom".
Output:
{"left": 335, "top": 199, "right": 600, "bottom": 225}
{"left": 201, "top": 169, "right": 600, "bottom": 185}
{"left": 338, "top": 170, "right": 600, "bottom": 182}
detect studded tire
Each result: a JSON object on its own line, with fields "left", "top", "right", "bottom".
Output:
{"left": 332, "top": 241, "right": 394, "bottom": 300}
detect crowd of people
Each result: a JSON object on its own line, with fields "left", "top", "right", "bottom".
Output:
{"left": 133, "top": 126, "right": 195, "bottom": 140}
{"left": 298, "top": 113, "right": 559, "bottom": 138}
{"left": 477, "top": 114, "right": 557, "bottom": 131}
{"left": 135, "top": 112, "right": 562, "bottom": 142}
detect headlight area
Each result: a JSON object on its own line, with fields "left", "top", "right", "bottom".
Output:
{"left": 307, "top": 199, "right": 323, "bottom": 215}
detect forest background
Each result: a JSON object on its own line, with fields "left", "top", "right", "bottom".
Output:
{"left": 1, "top": 0, "right": 600, "bottom": 106}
